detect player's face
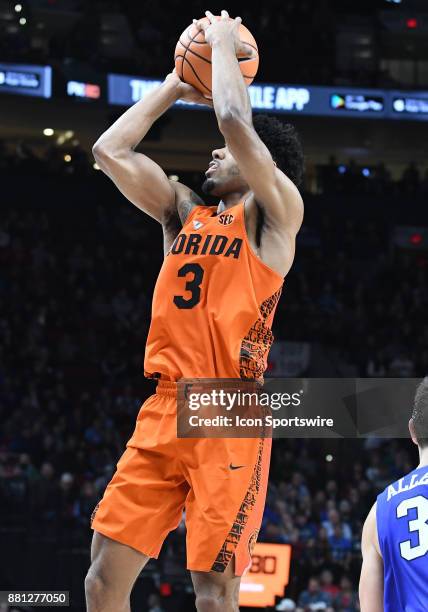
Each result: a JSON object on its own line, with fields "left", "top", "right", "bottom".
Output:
{"left": 201, "top": 145, "right": 248, "bottom": 197}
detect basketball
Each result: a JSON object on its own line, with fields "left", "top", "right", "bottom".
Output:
{"left": 174, "top": 16, "right": 259, "bottom": 99}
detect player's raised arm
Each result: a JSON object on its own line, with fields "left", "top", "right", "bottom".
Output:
{"left": 92, "top": 70, "right": 208, "bottom": 225}
{"left": 194, "top": 10, "right": 303, "bottom": 236}
{"left": 359, "top": 503, "right": 384, "bottom": 612}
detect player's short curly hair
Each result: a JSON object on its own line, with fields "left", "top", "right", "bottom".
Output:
{"left": 252, "top": 114, "right": 304, "bottom": 188}
{"left": 412, "top": 377, "right": 428, "bottom": 448}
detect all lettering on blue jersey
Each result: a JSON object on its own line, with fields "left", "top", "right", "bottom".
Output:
{"left": 377, "top": 466, "right": 428, "bottom": 612}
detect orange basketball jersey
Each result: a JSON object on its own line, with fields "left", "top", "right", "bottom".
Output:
{"left": 144, "top": 200, "right": 283, "bottom": 381}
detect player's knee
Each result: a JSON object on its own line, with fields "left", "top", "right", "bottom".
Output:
{"left": 85, "top": 569, "right": 103, "bottom": 606}
{"left": 85, "top": 566, "right": 126, "bottom": 610}
{"left": 85, "top": 567, "right": 109, "bottom": 605}
{"left": 195, "top": 594, "right": 223, "bottom": 612}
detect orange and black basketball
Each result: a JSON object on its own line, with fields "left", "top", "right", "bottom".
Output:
{"left": 174, "top": 16, "right": 259, "bottom": 98}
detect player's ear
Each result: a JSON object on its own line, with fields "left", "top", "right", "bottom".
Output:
{"left": 409, "top": 418, "right": 418, "bottom": 446}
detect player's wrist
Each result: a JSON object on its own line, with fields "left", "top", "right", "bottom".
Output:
{"left": 211, "top": 37, "right": 236, "bottom": 51}
{"left": 163, "top": 73, "right": 183, "bottom": 99}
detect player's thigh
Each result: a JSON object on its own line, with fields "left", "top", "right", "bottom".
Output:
{"left": 184, "top": 436, "right": 271, "bottom": 576}
{"left": 191, "top": 558, "right": 241, "bottom": 603}
{"left": 88, "top": 531, "right": 149, "bottom": 593}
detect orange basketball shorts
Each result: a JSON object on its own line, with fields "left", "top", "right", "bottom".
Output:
{"left": 90, "top": 380, "right": 271, "bottom": 576}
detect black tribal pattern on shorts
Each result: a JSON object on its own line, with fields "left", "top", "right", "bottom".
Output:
{"left": 211, "top": 438, "right": 264, "bottom": 572}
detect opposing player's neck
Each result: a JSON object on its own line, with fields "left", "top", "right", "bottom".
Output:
{"left": 217, "top": 190, "right": 252, "bottom": 212}
{"left": 418, "top": 448, "right": 428, "bottom": 468}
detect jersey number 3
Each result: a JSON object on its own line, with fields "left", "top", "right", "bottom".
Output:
{"left": 396, "top": 495, "right": 428, "bottom": 561}
{"left": 173, "top": 263, "right": 204, "bottom": 309}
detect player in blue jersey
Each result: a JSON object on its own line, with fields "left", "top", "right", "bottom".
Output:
{"left": 359, "top": 378, "right": 428, "bottom": 612}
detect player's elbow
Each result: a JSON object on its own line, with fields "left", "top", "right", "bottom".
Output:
{"left": 92, "top": 140, "right": 113, "bottom": 165}
{"left": 92, "top": 140, "right": 127, "bottom": 172}
{"left": 217, "top": 106, "right": 240, "bottom": 125}
{"left": 217, "top": 107, "right": 250, "bottom": 134}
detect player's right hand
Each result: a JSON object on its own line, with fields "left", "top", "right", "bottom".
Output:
{"left": 165, "top": 69, "right": 213, "bottom": 107}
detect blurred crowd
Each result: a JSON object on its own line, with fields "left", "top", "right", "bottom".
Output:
{"left": 0, "top": 0, "right": 410, "bottom": 88}
{"left": 283, "top": 216, "right": 428, "bottom": 379}
{"left": 1, "top": 150, "right": 427, "bottom": 610}
{"left": 317, "top": 156, "right": 428, "bottom": 199}
{"left": 3, "top": 139, "right": 428, "bottom": 200}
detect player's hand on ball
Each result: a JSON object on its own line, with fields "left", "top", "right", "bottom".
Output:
{"left": 194, "top": 9, "right": 254, "bottom": 57}
{"left": 165, "top": 69, "right": 213, "bottom": 106}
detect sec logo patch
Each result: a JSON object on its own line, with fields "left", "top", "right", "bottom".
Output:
{"left": 218, "top": 213, "right": 234, "bottom": 226}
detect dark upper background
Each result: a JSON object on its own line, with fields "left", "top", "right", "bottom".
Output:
{"left": 2, "top": 0, "right": 428, "bottom": 87}
{"left": 2, "top": 0, "right": 428, "bottom": 176}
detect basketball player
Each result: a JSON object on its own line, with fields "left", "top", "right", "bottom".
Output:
{"left": 87, "top": 10, "right": 304, "bottom": 612}
{"left": 359, "top": 378, "right": 428, "bottom": 612}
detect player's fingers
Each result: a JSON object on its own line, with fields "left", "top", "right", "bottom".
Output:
{"left": 205, "top": 10, "right": 215, "bottom": 22}
{"left": 193, "top": 18, "right": 205, "bottom": 30}
{"left": 235, "top": 16, "right": 242, "bottom": 25}
{"left": 221, "top": 9, "right": 230, "bottom": 19}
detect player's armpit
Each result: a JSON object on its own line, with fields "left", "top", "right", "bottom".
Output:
{"left": 218, "top": 114, "right": 303, "bottom": 235}
{"left": 92, "top": 146, "right": 176, "bottom": 224}
{"left": 359, "top": 503, "right": 384, "bottom": 612}
{"left": 173, "top": 182, "right": 205, "bottom": 225}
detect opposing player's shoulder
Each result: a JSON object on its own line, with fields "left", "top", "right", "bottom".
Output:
{"left": 362, "top": 502, "right": 381, "bottom": 556}
{"left": 171, "top": 180, "right": 205, "bottom": 225}
{"left": 363, "top": 502, "right": 377, "bottom": 531}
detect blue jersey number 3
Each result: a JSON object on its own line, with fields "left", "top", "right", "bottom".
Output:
{"left": 396, "top": 495, "right": 428, "bottom": 561}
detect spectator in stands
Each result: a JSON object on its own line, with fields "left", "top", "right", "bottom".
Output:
{"left": 328, "top": 525, "right": 352, "bottom": 566}
{"left": 420, "top": 168, "right": 428, "bottom": 196}
{"left": 401, "top": 161, "right": 420, "bottom": 195}
{"left": 74, "top": 480, "right": 99, "bottom": 530}
{"left": 322, "top": 509, "right": 352, "bottom": 541}
{"left": 30, "top": 462, "right": 60, "bottom": 527}
{"left": 297, "top": 577, "right": 333, "bottom": 611}
{"left": 147, "top": 593, "right": 165, "bottom": 612}
{"left": 319, "top": 569, "right": 339, "bottom": 599}
{"left": 333, "top": 575, "right": 359, "bottom": 611}
{"left": 389, "top": 353, "right": 415, "bottom": 377}
{"left": 276, "top": 598, "right": 297, "bottom": 611}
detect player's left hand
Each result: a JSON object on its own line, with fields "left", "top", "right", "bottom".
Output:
{"left": 193, "top": 10, "right": 254, "bottom": 56}
{"left": 165, "top": 69, "right": 213, "bottom": 106}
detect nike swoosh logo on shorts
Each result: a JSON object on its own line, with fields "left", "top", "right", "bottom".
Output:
{"left": 229, "top": 463, "right": 245, "bottom": 470}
